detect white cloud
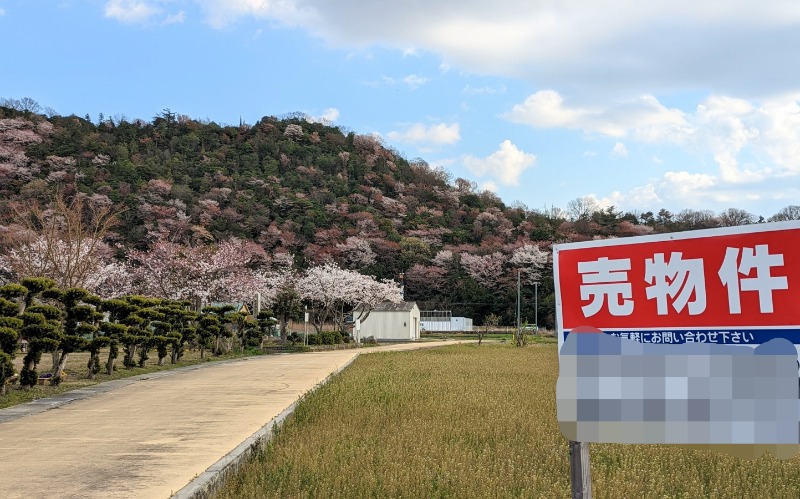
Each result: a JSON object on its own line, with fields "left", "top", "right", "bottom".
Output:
{"left": 376, "top": 75, "right": 429, "bottom": 89}
{"left": 480, "top": 181, "right": 498, "bottom": 193}
{"left": 625, "top": 183, "right": 661, "bottom": 207}
{"left": 104, "top": 0, "right": 161, "bottom": 23}
{"left": 194, "top": 0, "right": 313, "bottom": 29}
{"left": 463, "top": 140, "right": 536, "bottom": 186}
{"left": 586, "top": 192, "right": 625, "bottom": 210}
{"left": 104, "top": 1, "right": 187, "bottom": 25}
{"left": 387, "top": 123, "right": 460, "bottom": 146}
{"left": 612, "top": 142, "right": 628, "bottom": 158}
{"left": 662, "top": 170, "right": 717, "bottom": 197}
{"left": 402, "top": 74, "right": 429, "bottom": 89}
{"left": 119, "top": 1, "right": 800, "bottom": 102}
{"left": 162, "top": 10, "right": 185, "bottom": 25}
{"left": 321, "top": 108, "right": 339, "bottom": 122}
{"left": 505, "top": 91, "right": 590, "bottom": 130}
{"left": 463, "top": 84, "right": 506, "bottom": 95}
{"left": 182, "top": 1, "right": 800, "bottom": 98}
{"left": 505, "top": 90, "right": 688, "bottom": 139}
{"left": 510, "top": 90, "right": 800, "bottom": 198}
{"left": 582, "top": 171, "right": 713, "bottom": 212}
{"left": 304, "top": 108, "right": 340, "bottom": 124}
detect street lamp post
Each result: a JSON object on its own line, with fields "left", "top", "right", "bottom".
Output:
{"left": 517, "top": 270, "right": 522, "bottom": 334}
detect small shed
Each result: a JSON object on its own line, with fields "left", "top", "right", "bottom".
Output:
{"left": 357, "top": 301, "right": 420, "bottom": 342}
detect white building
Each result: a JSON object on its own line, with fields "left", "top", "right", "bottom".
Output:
{"left": 357, "top": 301, "right": 420, "bottom": 342}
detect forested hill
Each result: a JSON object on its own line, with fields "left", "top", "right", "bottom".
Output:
{"left": 0, "top": 107, "right": 526, "bottom": 252}
{"left": 1, "top": 104, "right": 797, "bottom": 326}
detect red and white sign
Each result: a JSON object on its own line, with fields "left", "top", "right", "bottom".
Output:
{"left": 553, "top": 221, "right": 800, "bottom": 351}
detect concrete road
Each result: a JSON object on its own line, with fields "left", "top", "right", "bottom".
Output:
{"left": 0, "top": 341, "right": 465, "bottom": 499}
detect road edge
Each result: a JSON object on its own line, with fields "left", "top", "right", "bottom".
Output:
{"left": 169, "top": 352, "right": 361, "bottom": 499}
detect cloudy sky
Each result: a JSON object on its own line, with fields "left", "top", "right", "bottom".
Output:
{"left": 2, "top": 1, "right": 800, "bottom": 218}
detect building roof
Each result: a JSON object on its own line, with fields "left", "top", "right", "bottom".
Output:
{"left": 360, "top": 301, "right": 418, "bottom": 312}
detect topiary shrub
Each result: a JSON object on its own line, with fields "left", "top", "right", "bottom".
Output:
{"left": 0, "top": 352, "right": 14, "bottom": 395}
{"left": 19, "top": 365, "right": 38, "bottom": 388}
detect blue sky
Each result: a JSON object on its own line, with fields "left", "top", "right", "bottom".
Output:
{"left": 2, "top": 1, "right": 800, "bottom": 219}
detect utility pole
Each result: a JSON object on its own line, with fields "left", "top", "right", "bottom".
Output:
{"left": 534, "top": 282, "right": 539, "bottom": 331}
{"left": 516, "top": 270, "right": 521, "bottom": 345}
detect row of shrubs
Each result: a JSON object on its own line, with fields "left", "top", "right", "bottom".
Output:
{"left": 287, "top": 331, "right": 378, "bottom": 346}
{"left": 287, "top": 331, "right": 348, "bottom": 345}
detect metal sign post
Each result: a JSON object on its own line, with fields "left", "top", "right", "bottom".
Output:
{"left": 556, "top": 303, "right": 592, "bottom": 498}
{"left": 569, "top": 440, "right": 592, "bottom": 499}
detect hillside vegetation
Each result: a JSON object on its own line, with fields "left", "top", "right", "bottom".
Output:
{"left": 1, "top": 102, "right": 797, "bottom": 326}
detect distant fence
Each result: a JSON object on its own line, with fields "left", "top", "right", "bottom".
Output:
{"left": 420, "top": 310, "right": 474, "bottom": 332}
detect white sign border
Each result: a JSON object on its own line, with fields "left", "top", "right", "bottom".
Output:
{"left": 553, "top": 220, "right": 800, "bottom": 353}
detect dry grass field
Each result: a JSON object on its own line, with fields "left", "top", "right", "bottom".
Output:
{"left": 216, "top": 344, "right": 800, "bottom": 499}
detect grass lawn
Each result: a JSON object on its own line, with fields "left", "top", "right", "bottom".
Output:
{"left": 420, "top": 331, "right": 557, "bottom": 344}
{"left": 216, "top": 343, "right": 800, "bottom": 499}
{"left": 2, "top": 347, "right": 265, "bottom": 409}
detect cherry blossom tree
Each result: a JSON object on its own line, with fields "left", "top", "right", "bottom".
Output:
{"left": 0, "top": 118, "right": 45, "bottom": 187}
{"left": 335, "top": 236, "right": 376, "bottom": 270}
{"left": 297, "top": 262, "right": 402, "bottom": 333}
{"left": 126, "top": 238, "right": 269, "bottom": 308}
{"left": 405, "top": 263, "right": 448, "bottom": 296}
{"left": 90, "top": 261, "right": 135, "bottom": 299}
{"left": 348, "top": 274, "right": 403, "bottom": 325}
{"left": 459, "top": 252, "right": 506, "bottom": 289}
{"left": 296, "top": 263, "right": 348, "bottom": 333}
{"left": 126, "top": 241, "right": 201, "bottom": 303}
{"left": 432, "top": 249, "right": 454, "bottom": 267}
{"left": 0, "top": 192, "right": 119, "bottom": 291}
{"left": 509, "top": 244, "right": 548, "bottom": 285}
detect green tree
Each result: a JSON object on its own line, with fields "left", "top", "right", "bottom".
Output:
{"left": 0, "top": 352, "right": 14, "bottom": 396}
{"left": 19, "top": 277, "right": 57, "bottom": 311}
{"left": 51, "top": 287, "right": 103, "bottom": 383}
{"left": 0, "top": 294, "right": 20, "bottom": 394}
{"left": 98, "top": 322, "right": 127, "bottom": 375}
{"left": 196, "top": 315, "right": 221, "bottom": 359}
{"left": 256, "top": 311, "right": 277, "bottom": 342}
{"left": 85, "top": 335, "right": 110, "bottom": 379}
{"left": 201, "top": 305, "right": 235, "bottom": 355}
{"left": 18, "top": 306, "right": 62, "bottom": 388}
{"left": 99, "top": 298, "right": 139, "bottom": 373}
{"left": 399, "top": 237, "right": 432, "bottom": 270}
{"left": 229, "top": 312, "right": 257, "bottom": 352}
{"left": 272, "top": 288, "right": 302, "bottom": 343}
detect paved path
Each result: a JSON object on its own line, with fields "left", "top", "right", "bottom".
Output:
{"left": 0, "top": 341, "right": 466, "bottom": 499}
